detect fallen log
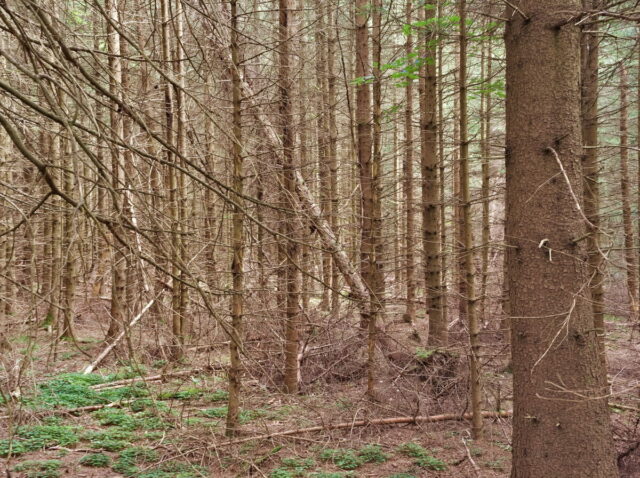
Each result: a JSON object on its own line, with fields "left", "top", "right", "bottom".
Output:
{"left": 90, "top": 365, "right": 226, "bottom": 391}
{"left": 216, "top": 410, "right": 512, "bottom": 447}
{"left": 82, "top": 297, "right": 157, "bottom": 375}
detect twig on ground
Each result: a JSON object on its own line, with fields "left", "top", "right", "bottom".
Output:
{"left": 215, "top": 410, "right": 512, "bottom": 447}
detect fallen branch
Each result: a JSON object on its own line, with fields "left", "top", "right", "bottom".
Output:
{"left": 610, "top": 402, "right": 640, "bottom": 413}
{"left": 90, "top": 365, "right": 226, "bottom": 391}
{"left": 82, "top": 297, "right": 157, "bottom": 375}
{"left": 215, "top": 410, "right": 512, "bottom": 447}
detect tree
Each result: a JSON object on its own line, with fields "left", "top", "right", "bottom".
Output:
{"left": 505, "top": 1, "right": 618, "bottom": 476}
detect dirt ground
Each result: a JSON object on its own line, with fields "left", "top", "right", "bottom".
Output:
{"left": 0, "top": 301, "right": 638, "bottom": 478}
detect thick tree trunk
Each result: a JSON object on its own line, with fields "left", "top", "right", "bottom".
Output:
{"left": 505, "top": 2, "right": 618, "bottom": 476}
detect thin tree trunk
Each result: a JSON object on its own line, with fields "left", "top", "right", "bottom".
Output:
{"left": 404, "top": 0, "right": 416, "bottom": 324}
{"left": 225, "top": 0, "right": 244, "bottom": 436}
{"left": 618, "top": 64, "right": 638, "bottom": 320}
{"left": 106, "top": 0, "right": 126, "bottom": 343}
{"left": 420, "top": 3, "right": 445, "bottom": 346}
{"left": 279, "top": 0, "right": 302, "bottom": 394}
{"left": 458, "top": 0, "right": 482, "bottom": 439}
{"left": 580, "top": 0, "right": 604, "bottom": 362}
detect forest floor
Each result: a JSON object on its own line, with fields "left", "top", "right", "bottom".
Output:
{"left": 0, "top": 307, "right": 638, "bottom": 478}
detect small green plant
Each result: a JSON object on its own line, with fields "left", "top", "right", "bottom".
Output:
{"left": 358, "top": 444, "right": 389, "bottom": 463}
{"left": 484, "top": 459, "right": 505, "bottom": 471}
{"left": 13, "top": 460, "right": 62, "bottom": 478}
{"left": 318, "top": 449, "right": 362, "bottom": 470}
{"left": 388, "top": 474, "right": 417, "bottom": 478}
{"left": 309, "top": 472, "right": 355, "bottom": 478}
{"left": 269, "top": 469, "right": 294, "bottom": 478}
{"left": 397, "top": 442, "right": 446, "bottom": 471}
{"left": 112, "top": 446, "right": 159, "bottom": 476}
{"left": 157, "top": 387, "right": 202, "bottom": 400}
{"left": 85, "top": 428, "right": 137, "bottom": 452}
{"left": 206, "top": 389, "right": 229, "bottom": 402}
{"left": 0, "top": 423, "right": 79, "bottom": 456}
{"left": 415, "top": 347, "right": 437, "bottom": 361}
{"left": 93, "top": 408, "right": 138, "bottom": 430}
{"left": 268, "top": 456, "right": 315, "bottom": 477}
{"left": 79, "top": 453, "right": 111, "bottom": 467}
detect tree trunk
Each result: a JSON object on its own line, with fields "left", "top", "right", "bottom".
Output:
{"left": 505, "top": 2, "right": 618, "bottom": 476}
{"left": 279, "top": 0, "right": 302, "bottom": 394}
{"left": 420, "top": 3, "right": 445, "bottom": 346}
{"left": 580, "top": 1, "right": 604, "bottom": 362}
{"left": 619, "top": 64, "right": 638, "bottom": 321}
{"left": 403, "top": 0, "right": 415, "bottom": 324}
{"left": 225, "top": 0, "right": 244, "bottom": 436}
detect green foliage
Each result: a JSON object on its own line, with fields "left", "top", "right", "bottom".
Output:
{"left": 308, "top": 473, "right": 355, "bottom": 478}
{"left": 85, "top": 428, "right": 136, "bottom": 451}
{"left": 157, "top": 386, "right": 203, "bottom": 401}
{"left": 199, "top": 406, "right": 227, "bottom": 419}
{"left": 358, "top": 444, "right": 389, "bottom": 464}
{"left": 13, "top": 460, "right": 62, "bottom": 478}
{"left": 414, "top": 347, "right": 437, "bottom": 361}
{"left": 112, "top": 447, "right": 202, "bottom": 478}
{"left": 112, "top": 446, "right": 159, "bottom": 476}
{"left": 26, "top": 373, "right": 106, "bottom": 409}
{"left": 79, "top": 453, "right": 111, "bottom": 467}
{"left": 397, "top": 443, "right": 446, "bottom": 471}
{"left": 387, "top": 474, "right": 417, "bottom": 478}
{"left": 0, "top": 423, "right": 79, "bottom": 456}
{"left": 206, "top": 389, "right": 229, "bottom": 402}
{"left": 21, "top": 373, "right": 147, "bottom": 412}
{"left": 269, "top": 469, "right": 295, "bottom": 478}
{"left": 99, "top": 384, "right": 150, "bottom": 402}
{"left": 199, "top": 406, "right": 261, "bottom": 424}
{"left": 93, "top": 408, "right": 138, "bottom": 430}
{"left": 318, "top": 449, "right": 362, "bottom": 470}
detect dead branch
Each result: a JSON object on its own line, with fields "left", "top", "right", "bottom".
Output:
{"left": 215, "top": 410, "right": 512, "bottom": 447}
{"left": 90, "top": 365, "right": 226, "bottom": 391}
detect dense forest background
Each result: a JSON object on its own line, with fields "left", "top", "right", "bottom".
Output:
{"left": 0, "top": 0, "right": 639, "bottom": 476}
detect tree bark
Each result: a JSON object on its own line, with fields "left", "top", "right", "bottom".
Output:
{"left": 420, "top": 3, "right": 445, "bottom": 346}
{"left": 618, "top": 64, "right": 638, "bottom": 321}
{"left": 580, "top": 1, "right": 605, "bottom": 363}
{"left": 505, "top": 2, "right": 618, "bottom": 475}
{"left": 403, "top": 0, "right": 416, "bottom": 324}
{"left": 457, "top": 0, "right": 482, "bottom": 439}
{"left": 225, "top": 0, "right": 244, "bottom": 436}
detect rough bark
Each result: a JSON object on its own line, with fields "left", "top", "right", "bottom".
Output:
{"left": 458, "top": 0, "right": 482, "bottom": 440}
{"left": 225, "top": 0, "right": 244, "bottom": 436}
{"left": 619, "top": 64, "right": 638, "bottom": 320}
{"left": 404, "top": 0, "right": 416, "bottom": 324}
{"left": 580, "top": 1, "right": 605, "bottom": 362}
{"left": 279, "top": 0, "right": 302, "bottom": 394}
{"left": 505, "top": 2, "right": 618, "bottom": 476}
{"left": 420, "top": 3, "right": 445, "bottom": 346}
